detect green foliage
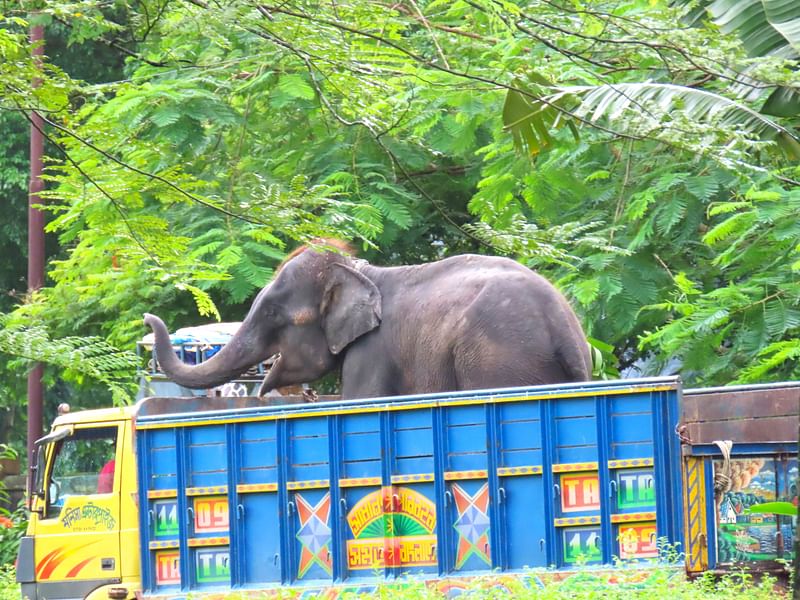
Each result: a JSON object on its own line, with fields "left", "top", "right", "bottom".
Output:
{"left": 0, "top": 14, "right": 73, "bottom": 114}
{"left": 672, "top": 0, "right": 800, "bottom": 117}
{"left": 0, "top": 111, "right": 28, "bottom": 315}
{"left": 0, "top": 0, "right": 799, "bottom": 451}
{"left": 0, "top": 312, "right": 140, "bottom": 405}
{"left": 638, "top": 184, "right": 800, "bottom": 384}
{"left": 0, "top": 4, "right": 134, "bottom": 449}
{"left": 0, "top": 506, "right": 26, "bottom": 570}
{"left": 0, "top": 445, "right": 26, "bottom": 569}
{"left": 588, "top": 337, "right": 620, "bottom": 380}
{"left": 215, "top": 563, "right": 783, "bottom": 599}
{"left": 0, "top": 565, "right": 20, "bottom": 600}
{"left": 506, "top": 81, "right": 800, "bottom": 164}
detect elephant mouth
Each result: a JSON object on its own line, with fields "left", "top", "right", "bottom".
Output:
{"left": 246, "top": 352, "right": 280, "bottom": 378}
{"left": 216, "top": 353, "right": 280, "bottom": 382}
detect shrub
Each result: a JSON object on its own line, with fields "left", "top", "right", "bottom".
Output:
{"left": 0, "top": 444, "right": 26, "bottom": 567}
{"left": 0, "top": 565, "right": 18, "bottom": 600}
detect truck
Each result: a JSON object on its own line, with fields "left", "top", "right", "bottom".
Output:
{"left": 14, "top": 329, "right": 800, "bottom": 599}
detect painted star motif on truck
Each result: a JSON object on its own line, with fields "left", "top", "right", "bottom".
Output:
{"left": 452, "top": 483, "right": 491, "bottom": 568}
{"left": 295, "top": 493, "right": 333, "bottom": 577}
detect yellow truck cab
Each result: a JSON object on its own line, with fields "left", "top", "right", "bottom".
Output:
{"left": 17, "top": 405, "right": 141, "bottom": 600}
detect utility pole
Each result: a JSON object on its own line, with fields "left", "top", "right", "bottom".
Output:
{"left": 26, "top": 21, "right": 45, "bottom": 497}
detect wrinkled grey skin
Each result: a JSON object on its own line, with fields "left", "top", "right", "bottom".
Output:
{"left": 144, "top": 246, "right": 592, "bottom": 400}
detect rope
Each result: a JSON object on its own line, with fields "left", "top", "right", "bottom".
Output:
{"left": 713, "top": 440, "right": 733, "bottom": 507}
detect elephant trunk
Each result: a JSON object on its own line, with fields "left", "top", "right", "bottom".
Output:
{"left": 144, "top": 313, "right": 268, "bottom": 390}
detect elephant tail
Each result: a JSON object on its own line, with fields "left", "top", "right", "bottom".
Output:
{"left": 557, "top": 339, "right": 593, "bottom": 382}
{"left": 554, "top": 301, "right": 593, "bottom": 382}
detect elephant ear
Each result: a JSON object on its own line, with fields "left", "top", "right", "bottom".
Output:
{"left": 321, "top": 264, "right": 382, "bottom": 355}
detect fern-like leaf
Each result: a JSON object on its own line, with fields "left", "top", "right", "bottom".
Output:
{"left": 703, "top": 211, "right": 757, "bottom": 245}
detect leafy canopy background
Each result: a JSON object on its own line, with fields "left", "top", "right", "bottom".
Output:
{"left": 0, "top": 0, "right": 799, "bottom": 451}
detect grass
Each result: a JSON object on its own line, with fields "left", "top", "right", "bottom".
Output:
{"left": 189, "top": 566, "right": 788, "bottom": 599}
{"left": 338, "top": 569, "right": 786, "bottom": 599}
{"left": 1, "top": 563, "right": 788, "bottom": 599}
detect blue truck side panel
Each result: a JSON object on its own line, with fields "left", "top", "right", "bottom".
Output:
{"left": 136, "top": 377, "right": 682, "bottom": 595}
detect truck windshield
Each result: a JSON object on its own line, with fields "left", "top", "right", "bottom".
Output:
{"left": 47, "top": 426, "right": 118, "bottom": 518}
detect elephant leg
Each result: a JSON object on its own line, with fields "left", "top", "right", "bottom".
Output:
{"left": 452, "top": 325, "right": 551, "bottom": 390}
{"left": 456, "top": 358, "right": 547, "bottom": 390}
{"left": 339, "top": 343, "right": 399, "bottom": 400}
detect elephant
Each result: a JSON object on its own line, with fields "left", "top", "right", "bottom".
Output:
{"left": 144, "top": 240, "right": 592, "bottom": 400}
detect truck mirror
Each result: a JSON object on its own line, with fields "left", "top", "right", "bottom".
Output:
{"left": 31, "top": 427, "right": 72, "bottom": 512}
{"left": 34, "top": 427, "right": 72, "bottom": 448}
{"left": 26, "top": 446, "right": 45, "bottom": 515}
{"left": 48, "top": 480, "right": 61, "bottom": 505}
{"left": 33, "top": 445, "right": 46, "bottom": 499}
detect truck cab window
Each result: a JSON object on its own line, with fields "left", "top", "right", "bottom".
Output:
{"left": 46, "top": 427, "right": 118, "bottom": 519}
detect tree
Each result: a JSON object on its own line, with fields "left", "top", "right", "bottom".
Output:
{"left": 0, "top": 7, "right": 133, "bottom": 451}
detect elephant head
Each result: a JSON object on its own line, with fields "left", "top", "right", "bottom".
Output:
{"left": 144, "top": 242, "right": 382, "bottom": 394}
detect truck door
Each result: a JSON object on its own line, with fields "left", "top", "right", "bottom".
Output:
{"left": 714, "top": 455, "right": 798, "bottom": 566}
{"left": 33, "top": 425, "right": 122, "bottom": 598}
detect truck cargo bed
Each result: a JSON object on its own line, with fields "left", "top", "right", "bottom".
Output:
{"left": 134, "top": 377, "right": 682, "bottom": 596}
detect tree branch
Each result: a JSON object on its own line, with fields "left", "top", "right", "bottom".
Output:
{"left": 39, "top": 115, "right": 270, "bottom": 226}
{"left": 248, "top": 24, "right": 493, "bottom": 248}
{"left": 17, "top": 106, "right": 162, "bottom": 265}
{"left": 384, "top": 2, "right": 495, "bottom": 42}
{"left": 253, "top": 3, "right": 648, "bottom": 142}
